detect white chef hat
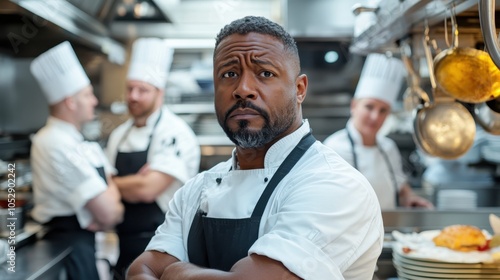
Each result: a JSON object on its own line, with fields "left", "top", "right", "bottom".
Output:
{"left": 30, "top": 41, "right": 90, "bottom": 105}
{"left": 354, "top": 53, "right": 406, "bottom": 106}
{"left": 127, "top": 38, "right": 174, "bottom": 89}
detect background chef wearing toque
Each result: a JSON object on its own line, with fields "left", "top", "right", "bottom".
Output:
{"left": 29, "top": 41, "right": 124, "bottom": 280}
{"left": 323, "top": 53, "right": 433, "bottom": 210}
{"left": 105, "top": 37, "right": 201, "bottom": 278}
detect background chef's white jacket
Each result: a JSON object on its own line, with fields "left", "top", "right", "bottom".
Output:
{"left": 323, "top": 120, "right": 407, "bottom": 210}
{"left": 146, "top": 120, "right": 384, "bottom": 280}
{"left": 106, "top": 106, "right": 200, "bottom": 211}
{"left": 31, "top": 117, "right": 114, "bottom": 228}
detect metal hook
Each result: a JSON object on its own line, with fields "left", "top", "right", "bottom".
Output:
{"left": 444, "top": 4, "right": 458, "bottom": 49}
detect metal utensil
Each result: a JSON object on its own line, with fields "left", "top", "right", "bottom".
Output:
{"left": 490, "top": 213, "right": 500, "bottom": 235}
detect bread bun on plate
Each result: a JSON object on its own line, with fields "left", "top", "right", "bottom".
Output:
{"left": 433, "top": 225, "right": 487, "bottom": 252}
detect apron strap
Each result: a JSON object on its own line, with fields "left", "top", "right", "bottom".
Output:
{"left": 378, "top": 146, "right": 400, "bottom": 206}
{"left": 347, "top": 129, "right": 400, "bottom": 206}
{"left": 346, "top": 129, "right": 359, "bottom": 169}
{"left": 117, "top": 108, "right": 163, "bottom": 152}
{"left": 251, "top": 132, "right": 316, "bottom": 218}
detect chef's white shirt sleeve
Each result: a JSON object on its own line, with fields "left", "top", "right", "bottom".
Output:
{"left": 104, "top": 122, "right": 129, "bottom": 170}
{"left": 146, "top": 176, "right": 202, "bottom": 261}
{"left": 148, "top": 130, "right": 195, "bottom": 184}
{"left": 87, "top": 141, "right": 117, "bottom": 176}
{"left": 52, "top": 147, "right": 108, "bottom": 214}
{"left": 248, "top": 162, "right": 382, "bottom": 279}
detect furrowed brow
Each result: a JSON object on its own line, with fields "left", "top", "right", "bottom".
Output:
{"left": 251, "top": 58, "right": 276, "bottom": 68}
{"left": 219, "top": 58, "right": 239, "bottom": 69}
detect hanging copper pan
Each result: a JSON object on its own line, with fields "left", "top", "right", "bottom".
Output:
{"left": 433, "top": 9, "right": 500, "bottom": 104}
{"left": 413, "top": 26, "right": 476, "bottom": 159}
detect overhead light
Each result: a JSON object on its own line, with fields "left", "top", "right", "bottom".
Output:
{"left": 115, "top": 0, "right": 171, "bottom": 22}
{"left": 324, "top": 51, "right": 339, "bottom": 63}
{"left": 134, "top": 2, "right": 155, "bottom": 18}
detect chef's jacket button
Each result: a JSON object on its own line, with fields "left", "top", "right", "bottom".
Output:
{"left": 264, "top": 177, "right": 268, "bottom": 183}
{"left": 216, "top": 178, "right": 222, "bottom": 184}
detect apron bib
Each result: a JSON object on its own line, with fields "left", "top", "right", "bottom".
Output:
{"left": 113, "top": 110, "right": 165, "bottom": 279}
{"left": 43, "top": 166, "right": 107, "bottom": 280}
{"left": 187, "top": 132, "right": 316, "bottom": 271}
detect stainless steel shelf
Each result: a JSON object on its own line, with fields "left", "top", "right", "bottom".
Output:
{"left": 349, "top": 0, "right": 478, "bottom": 55}
{"left": 166, "top": 103, "right": 215, "bottom": 115}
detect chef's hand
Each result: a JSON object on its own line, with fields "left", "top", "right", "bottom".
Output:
{"left": 407, "top": 196, "right": 434, "bottom": 209}
{"left": 86, "top": 221, "right": 100, "bottom": 232}
{"left": 138, "top": 163, "right": 150, "bottom": 175}
{"left": 399, "top": 184, "right": 434, "bottom": 209}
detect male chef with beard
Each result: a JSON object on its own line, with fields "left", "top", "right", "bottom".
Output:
{"left": 105, "top": 38, "right": 200, "bottom": 279}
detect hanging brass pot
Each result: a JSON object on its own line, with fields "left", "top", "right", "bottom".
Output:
{"left": 433, "top": 9, "right": 500, "bottom": 104}
{"left": 413, "top": 26, "right": 476, "bottom": 159}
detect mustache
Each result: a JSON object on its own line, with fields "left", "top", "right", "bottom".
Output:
{"left": 224, "top": 100, "right": 269, "bottom": 122}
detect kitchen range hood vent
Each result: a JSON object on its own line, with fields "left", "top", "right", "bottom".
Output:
{"left": 0, "top": 0, "right": 126, "bottom": 64}
{"left": 114, "top": 0, "right": 173, "bottom": 23}
{"left": 349, "top": 0, "right": 492, "bottom": 55}
{"left": 284, "top": 0, "right": 359, "bottom": 41}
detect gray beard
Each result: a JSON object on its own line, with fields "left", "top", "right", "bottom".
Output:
{"left": 230, "top": 121, "right": 272, "bottom": 149}
{"left": 226, "top": 109, "right": 296, "bottom": 149}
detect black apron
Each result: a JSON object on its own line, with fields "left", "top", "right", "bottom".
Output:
{"left": 113, "top": 110, "right": 165, "bottom": 279}
{"left": 346, "top": 129, "right": 399, "bottom": 206}
{"left": 187, "top": 132, "right": 316, "bottom": 271}
{"left": 43, "top": 166, "right": 108, "bottom": 280}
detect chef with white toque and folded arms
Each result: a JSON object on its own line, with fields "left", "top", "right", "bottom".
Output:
{"left": 323, "top": 53, "right": 433, "bottom": 210}
{"left": 105, "top": 37, "right": 200, "bottom": 279}
{"left": 30, "top": 41, "right": 124, "bottom": 280}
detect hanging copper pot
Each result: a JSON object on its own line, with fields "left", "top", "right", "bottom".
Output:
{"left": 413, "top": 26, "right": 476, "bottom": 159}
{"left": 433, "top": 9, "right": 500, "bottom": 104}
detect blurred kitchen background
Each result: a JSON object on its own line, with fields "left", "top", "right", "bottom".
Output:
{"left": 1, "top": 0, "right": 500, "bottom": 205}
{"left": 0, "top": 0, "right": 499, "bottom": 202}
{"left": 2, "top": 1, "right": 500, "bottom": 279}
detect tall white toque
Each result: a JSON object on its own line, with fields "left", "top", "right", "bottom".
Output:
{"left": 354, "top": 53, "right": 406, "bottom": 107}
{"left": 30, "top": 41, "right": 90, "bottom": 105}
{"left": 127, "top": 38, "right": 174, "bottom": 89}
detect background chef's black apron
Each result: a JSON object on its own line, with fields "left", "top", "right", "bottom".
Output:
{"left": 43, "top": 166, "right": 108, "bottom": 280}
{"left": 113, "top": 110, "right": 164, "bottom": 280}
{"left": 187, "top": 132, "right": 316, "bottom": 271}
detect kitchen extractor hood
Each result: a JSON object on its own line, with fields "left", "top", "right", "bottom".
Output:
{"left": 284, "top": 0, "right": 359, "bottom": 41}
{"left": 0, "top": 0, "right": 126, "bottom": 64}
{"left": 349, "top": 0, "right": 500, "bottom": 55}
{"left": 113, "top": 0, "right": 173, "bottom": 23}
{"left": 109, "top": 0, "right": 276, "bottom": 40}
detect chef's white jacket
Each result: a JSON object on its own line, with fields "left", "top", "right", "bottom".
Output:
{"left": 106, "top": 106, "right": 200, "bottom": 211}
{"left": 31, "top": 117, "right": 114, "bottom": 228}
{"left": 323, "top": 120, "right": 407, "bottom": 210}
{"left": 147, "top": 120, "right": 384, "bottom": 280}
